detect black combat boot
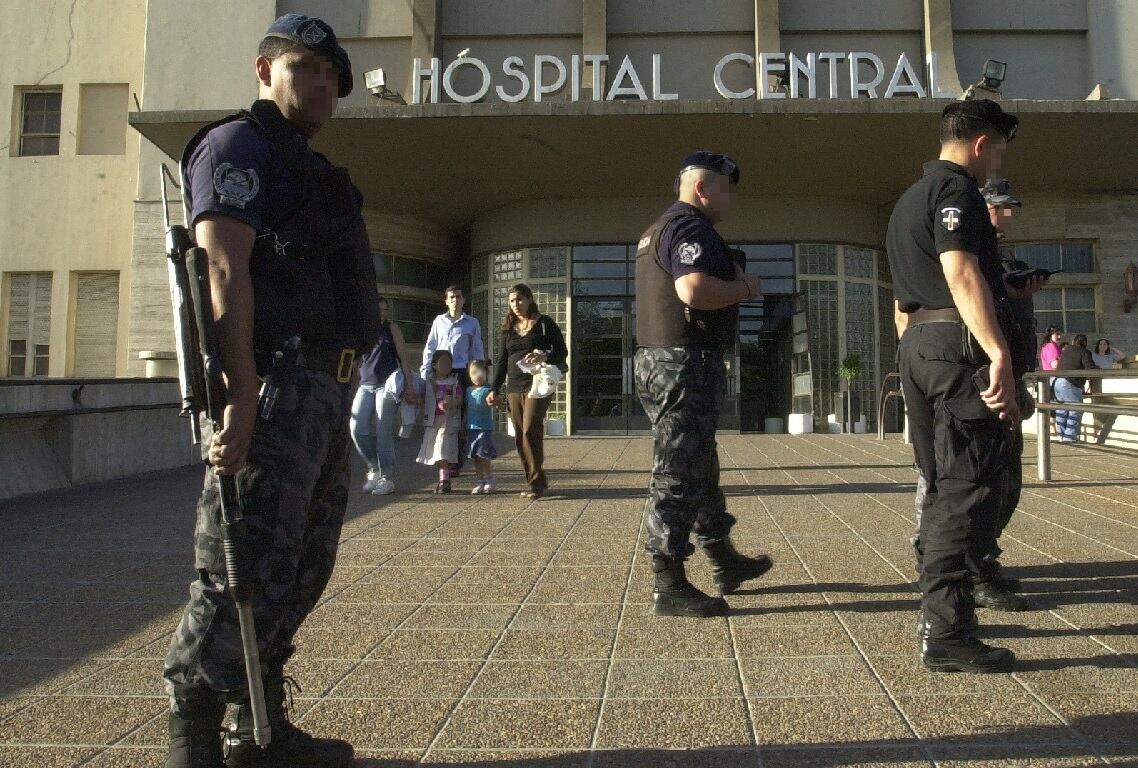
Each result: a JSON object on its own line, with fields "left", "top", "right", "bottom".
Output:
{"left": 974, "top": 580, "right": 1030, "bottom": 612}
{"left": 225, "top": 660, "right": 353, "bottom": 768}
{"left": 921, "top": 633, "right": 1015, "bottom": 673}
{"left": 651, "top": 557, "right": 728, "bottom": 617}
{"left": 702, "top": 539, "right": 773, "bottom": 595}
{"left": 165, "top": 700, "right": 225, "bottom": 768}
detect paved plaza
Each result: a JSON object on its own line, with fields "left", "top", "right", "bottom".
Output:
{"left": 1, "top": 434, "right": 1136, "bottom": 767}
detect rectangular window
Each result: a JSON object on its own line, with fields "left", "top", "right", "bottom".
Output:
{"left": 77, "top": 83, "right": 128, "bottom": 155}
{"left": 1012, "top": 242, "right": 1095, "bottom": 273}
{"left": 72, "top": 271, "right": 120, "bottom": 377}
{"left": 6, "top": 272, "right": 53, "bottom": 376}
{"left": 18, "top": 90, "right": 62, "bottom": 156}
{"left": 1035, "top": 286, "right": 1096, "bottom": 334}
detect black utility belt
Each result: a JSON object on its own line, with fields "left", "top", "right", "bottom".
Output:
{"left": 295, "top": 346, "right": 358, "bottom": 383}
{"left": 907, "top": 307, "right": 962, "bottom": 326}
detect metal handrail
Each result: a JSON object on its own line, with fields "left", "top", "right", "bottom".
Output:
{"left": 1024, "top": 369, "right": 1138, "bottom": 480}
{"left": 877, "top": 371, "right": 902, "bottom": 440}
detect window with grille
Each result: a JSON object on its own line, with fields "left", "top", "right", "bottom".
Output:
{"left": 19, "top": 90, "right": 62, "bottom": 156}
{"left": 6, "top": 272, "right": 53, "bottom": 376}
{"left": 1006, "top": 242, "right": 1099, "bottom": 335}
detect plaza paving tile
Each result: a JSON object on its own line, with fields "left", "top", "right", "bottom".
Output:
{"left": 2, "top": 434, "right": 1136, "bottom": 766}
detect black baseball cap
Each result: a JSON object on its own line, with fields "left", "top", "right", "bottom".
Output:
{"left": 981, "top": 178, "right": 1022, "bottom": 207}
{"left": 264, "top": 14, "right": 353, "bottom": 97}
{"left": 943, "top": 99, "right": 1019, "bottom": 142}
{"left": 678, "top": 151, "right": 740, "bottom": 184}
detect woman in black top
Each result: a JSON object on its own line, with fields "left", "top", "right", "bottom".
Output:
{"left": 487, "top": 283, "right": 568, "bottom": 498}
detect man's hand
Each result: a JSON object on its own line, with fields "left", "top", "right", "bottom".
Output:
{"left": 980, "top": 355, "right": 1021, "bottom": 423}
{"left": 209, "top": 397, "right": 257, "bottom": 474}
{"left": 486, "top": 390, "right": 498, "bottom": 407}
{"left": 1004, "top": 273, "right": 1048, "bottom": 300}
{"left": 742, "top": 272, "right": 761, "bottom": 299}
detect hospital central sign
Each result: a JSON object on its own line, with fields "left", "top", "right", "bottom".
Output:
{"left": 411, "top": 51, "right": 958, "bottom": 104}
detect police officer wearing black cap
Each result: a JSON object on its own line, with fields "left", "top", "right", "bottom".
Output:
{"left": 887, "top": 100, "right": 1045, "bottom": 673}
{"left": 908, "top": 178, "right": 1041, "bottom": 616}
{"left": 163, "top": 14, "right": 377, "bottom": 768}
{"left": 634, "top": 151, "right": 773, "bottom": 618}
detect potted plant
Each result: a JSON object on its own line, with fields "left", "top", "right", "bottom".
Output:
{"left": 838, "top": 353, "right": 862, "bottom": 433}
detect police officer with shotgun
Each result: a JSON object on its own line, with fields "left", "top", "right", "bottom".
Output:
{"left": 887, "top": 100, "right": 1045, "bottom": 673}
{"left": 634, "top": 152, "right": 773, "bottom": 618}
{"left": 161, "top": 14, "right": 379, "bottom": 768}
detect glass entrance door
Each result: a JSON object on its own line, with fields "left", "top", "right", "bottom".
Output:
{"left": 572, "top": 298, "right": 649, "bottom": 433}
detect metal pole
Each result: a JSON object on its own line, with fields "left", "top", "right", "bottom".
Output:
{"left": 1036, "top": 377, "right": 1051, "bottom": 481}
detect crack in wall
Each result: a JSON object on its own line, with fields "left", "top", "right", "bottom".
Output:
{"left": 33, "top": 0, "right": 79, "bottom": 86}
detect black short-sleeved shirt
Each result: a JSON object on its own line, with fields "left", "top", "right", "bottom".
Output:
{"left": 185, "top": 114, "right": 305, "bottom": 232}
{"left": 886, "top": 160, "right": 1005, "bottom": 312}
{"left": 657, "top": 202, "right": 736, "bottom": 281}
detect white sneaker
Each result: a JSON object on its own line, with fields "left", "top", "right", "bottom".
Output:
{"left": 471, "top": 482, "right": 486, "bottom": 495}
{"left": 371, "top": 477, "right": 395, "bottom": 496}
{"left": 362, "top": 468, "right": 381, "bottom": 493}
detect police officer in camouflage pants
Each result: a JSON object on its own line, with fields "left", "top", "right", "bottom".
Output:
{"left": 633, "top": 152, "right": 773, "bottom": 618}
{"left": 162, "top": 14, "right": 380, "bottom": 768}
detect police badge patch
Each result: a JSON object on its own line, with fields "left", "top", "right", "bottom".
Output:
{"left": 637, "top": 235, "right": 651, "bottom": 250}
{"left": 213, "top": 163, "right": 260, "bottom": 209}
{"left": 677, "top": 242, "right": 702, "bottom": 265}
{"left": 300, "top": 22, "right": 327, "bottom": 46}
{"left": 940, "top": 207, "right": 962, "bottom": 231}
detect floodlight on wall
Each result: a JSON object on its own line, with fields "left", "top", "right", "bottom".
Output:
{"left": 962, "top": 59, "right": 1008, "bottom": 101}
{"left": 364, "top": 68, "right": 406, "bottom": 104}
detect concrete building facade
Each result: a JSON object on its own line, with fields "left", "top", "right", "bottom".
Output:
{"left": 4, "top": 0, "right": 1137, "bottom": 435}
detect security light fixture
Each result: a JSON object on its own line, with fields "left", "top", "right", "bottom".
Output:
{"left": 982, "top": 59, "right": 1007, "bottom": 90}
{"left": 364, "top": 68, "right": 406, "bottom": 104}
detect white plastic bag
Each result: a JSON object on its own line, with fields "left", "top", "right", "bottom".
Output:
{"left": 517, "top": 360, "right": 562, "bottom": 399}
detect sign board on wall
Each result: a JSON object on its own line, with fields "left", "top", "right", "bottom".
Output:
{"left": 411, "top": 52, "right": 958, "bottom": 104}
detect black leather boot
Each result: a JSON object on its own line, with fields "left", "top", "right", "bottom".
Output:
{"left": 974, "top": 580, "right": 1030, "bottom": 612}
{"left": 921, "top": 633, "right": 1015, "bottom": 673}
{"left": 225, "top": 655, "right": 353, "bottom": 768}
{"left": 702, "top": 539, "right": 773, "bottom": 594}
{"left": 651, "top": 557, "right": 728, "bottom": 617}
{"left": 165, "top": 700, "right": 225, "bottom": 768}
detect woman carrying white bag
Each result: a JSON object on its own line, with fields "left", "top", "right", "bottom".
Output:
{"left": 350, "top": 297, "right": 420, "bottom": 495}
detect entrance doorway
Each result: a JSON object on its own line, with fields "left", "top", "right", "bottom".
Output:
{"left": 572, "top": 297, "right": 650, "bottom": 433}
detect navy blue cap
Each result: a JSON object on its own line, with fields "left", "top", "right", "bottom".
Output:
{"left": 264, "top": 14, "right": 353, "bottom": 97}
{"left": 679, "top": 151, "right": 740, "bottom": 185}
{"left": 981, "top": 178, "right": 1022, "bottom": 207}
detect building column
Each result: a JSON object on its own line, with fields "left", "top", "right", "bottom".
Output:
{"left": 924, "top": 0, "right": 963, "bottom": 96}
{"left": 406, "top": 0, "right": 442, "bottom": 101}
{"left": 582, "top": 0, "right": 606, "bottom": 98}
{"left": 754, "top": 0, "right": 780, "bottom": 94}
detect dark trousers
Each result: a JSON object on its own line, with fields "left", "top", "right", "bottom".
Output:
{"left": 634, "top": 346, "right": 735, "bottom": 560}
{"left": 899, "top": 324, "right": 1013, "bottom": 641}
{"left": 506, "top": 392, "right": 550, "bottom": 492}
{"left": 163, "top": 369, "right": 352, "bottom": 714}
{"left": 453, "top": 367, "right": 470, "bottom": 470}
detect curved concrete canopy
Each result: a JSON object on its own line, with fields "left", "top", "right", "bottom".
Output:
{"left": 131, "top": 98, "right": 1138, "bottom": 232}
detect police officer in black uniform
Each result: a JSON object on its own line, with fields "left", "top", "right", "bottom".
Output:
{"left": 634, "top": 151, "right": 773, "bottom": 618}
{"left": 163, "top": 15, "right": 380, "bottom": 768}
{"left": 907, "top": 178, "right": 1040, "bottom": 614}
{"left": 887, "top": 100, "right": 1043, "bottom": 673}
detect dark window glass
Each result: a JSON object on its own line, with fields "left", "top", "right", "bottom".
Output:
{"left": 573, "top": 262, "right": 627, "bottom": 279}
{"left": 573, "top": 279, "right": 628, "bottom": 296}
{"left": 1062, "top": 243, "right": 1094, "bottom": 273}
{"left": 19, "top": 91, "right": 62, "bottom": 157}
{"left": 573, "top": 245, "right": 628, "bottom": 261}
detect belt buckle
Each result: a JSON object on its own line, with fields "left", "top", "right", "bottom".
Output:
{"left": 336, "top": 348, "right": 355, "bottom": 383}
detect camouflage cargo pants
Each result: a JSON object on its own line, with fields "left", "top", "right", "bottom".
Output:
{"left": 163, "top": 369, "right": 352, "bottom": 714}
{"left": 634, "top": 346, "right": 735, "bottom": 560}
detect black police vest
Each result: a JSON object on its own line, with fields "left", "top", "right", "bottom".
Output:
{"left": 635, "top": 209, "right": 738, "bottom": 351}
{"left": 181, "top": 101, "right": 381, "bottom": 353}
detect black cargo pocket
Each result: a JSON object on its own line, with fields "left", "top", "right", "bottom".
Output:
{"left": 934, "top": 395, "right": 1012, "bottom": 482}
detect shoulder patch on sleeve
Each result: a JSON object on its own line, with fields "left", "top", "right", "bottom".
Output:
{"left": 676, "top": 241, "right": 702, "bottom": 265}
{"left": 213, "top": 163, "right": 260, "bottom": 209}
{"left": 939, "top": 206, "right": 962, "bottom": 232}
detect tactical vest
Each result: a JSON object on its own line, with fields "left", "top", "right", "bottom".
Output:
{"left": 181, "top": 100, "right": 381, "bottom": 353}
{"left": 634, "top": 209, "right": 738, "bottom": 351}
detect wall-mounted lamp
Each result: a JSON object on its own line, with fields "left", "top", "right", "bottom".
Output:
{"left": 963, "top": 59, "right": 1008, "bottom": 101}
{"left": 1124, "top": 261, "right": 1138, "bottom": 313}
